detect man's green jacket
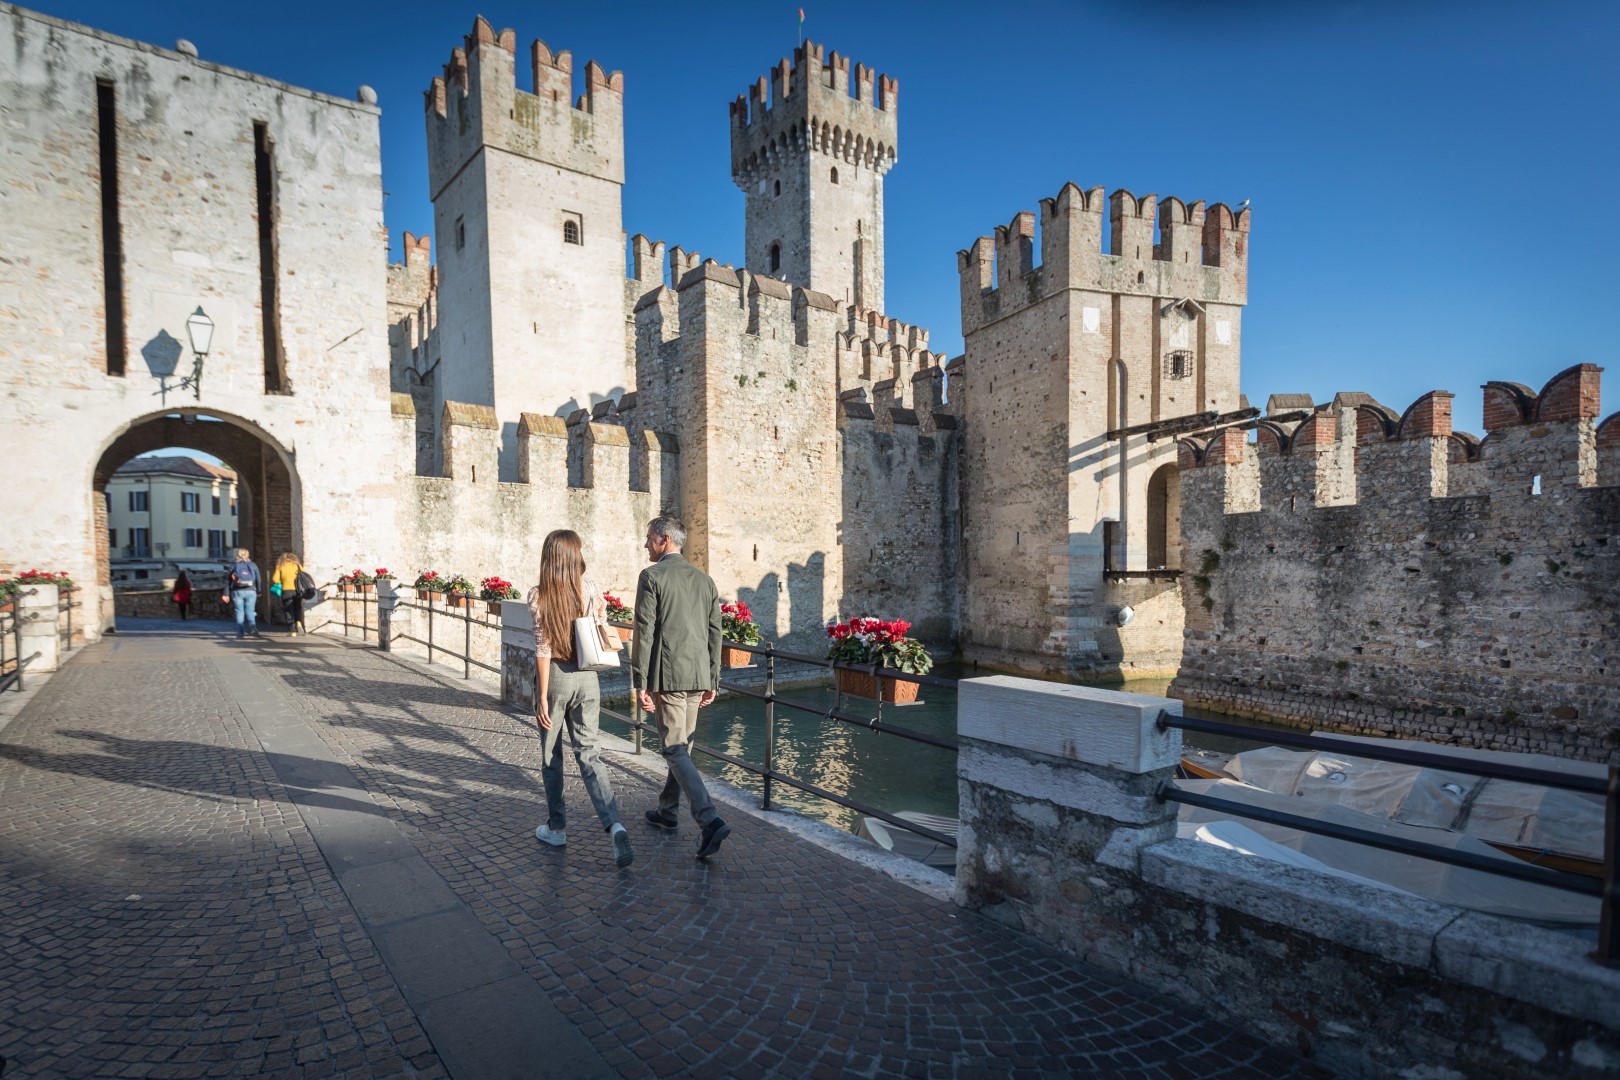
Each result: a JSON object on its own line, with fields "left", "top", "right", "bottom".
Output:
{"left": 631, "top": 553, "right": 722, "bottom": 692}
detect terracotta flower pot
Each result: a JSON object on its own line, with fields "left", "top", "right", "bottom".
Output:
{"left": 722, "top": 646, "right": 754, "bottom": 669}
{"left": 356, "top": 583, "right": 374, "bottom": 594}
{"left": 423, "top": 589, "right": 444, "bottom": 603}
{"left": 834, "top": 668, "right": 920, "bottom": 704}
{"left": 613, "top": 625, "right": 633, "bottom": 646}
{"left": 484, "top": 600, "right": 503, "bottom": 615}
{"left": 448, "top": 594, "right": 471, "bottom": 609}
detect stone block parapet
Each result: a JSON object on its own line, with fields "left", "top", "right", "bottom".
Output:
{"left": 426, "top": 16, "right": 623, "bottom": 193}
{"left": 1174, "top": 365, "right": 1619, "bottom": 763}
{"left": 959, "top": 182, "right": 1248, "bottom": 335}
{"left": 954, "top": 675, "right": 1620, "bottom": 1077}
{"left": 729, "top": 40, "right": 897, "bottom": 189}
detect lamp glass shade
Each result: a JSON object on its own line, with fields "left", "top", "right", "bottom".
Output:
{"left": 185, "top": 307, "right": 215, "bottom": 355}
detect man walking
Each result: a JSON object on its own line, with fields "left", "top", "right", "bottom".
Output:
{"left": 228, "top": 547, "right": 261, "bottom": 639}
{"left": 632, "top": 515, "right": 731, "bottom": 860}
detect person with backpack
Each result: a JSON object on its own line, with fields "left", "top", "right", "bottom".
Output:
{"left": 171, "top": 570, "right": 192, "bottom": 620}
{"left": 228, "top": 548, "right": 262, "bottom": 639}
{"left": 271, "top": 552, "right": 307, "bottom": 636}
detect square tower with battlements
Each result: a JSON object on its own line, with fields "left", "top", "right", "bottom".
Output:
{"left": 957, "top": 184, "right": 1250, "bottom": 677}
{"left": 730, "top": 42, "right": 897, "bottom": 311}
{"left": 426, "top": 17, "right": 628, "bottom": 477}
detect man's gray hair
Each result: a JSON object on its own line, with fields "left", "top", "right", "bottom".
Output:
{"left": 647, "top": 515, "right": 686, "bottom": 549}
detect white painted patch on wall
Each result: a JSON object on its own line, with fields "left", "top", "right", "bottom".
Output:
{"left": 1215, "top": 319, "right": 1231, "bottom": 344}
{"left": 1082, "top": 307, "right": 1100, "bottom": 334}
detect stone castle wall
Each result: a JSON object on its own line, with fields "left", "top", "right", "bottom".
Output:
{"left": 1173, "top": 365, "right": 1620, "bottom": 763}
{"left": 0, "top": 4, "right": 399, "bottom": 638}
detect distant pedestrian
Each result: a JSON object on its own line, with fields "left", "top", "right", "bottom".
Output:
{"left": 633, "top": 515, "right": 730, "bottom": 860}
{"left": 272, "top": 552, "right": 307, "bottom": 636}
{"left": 171, "top": 571, "right": 192, "bottom": 620}
{"left": 228, "top": 548, "right": 261, "bottom": 639}
{"left": 527, "top": 529, "right": 633, "bottom": 868}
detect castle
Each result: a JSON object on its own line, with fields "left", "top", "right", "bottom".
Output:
{"left": 1, "top": 6, "right": 1614, "bottom": 745}
{"left": 382, "top": 16, "right": 1251, "bottom": 668}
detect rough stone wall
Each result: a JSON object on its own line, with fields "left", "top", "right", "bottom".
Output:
{"left": 388, "top": 399, "right": 676, "bottom": 604}
{"left": 837, "top": 384, "right": 959, "bottom": 639}
{"left": 955, "top": 675, "right": 1620, "bottom": 1080}
{"left": 1174, "top": 366, "right": 1620, "bottom": 764}
{"left": 0, "top": 5, "right": 397, "bottom": 641}
{"left": 956, "top": 184, "right": 1249, "bottom": 678}
{"left": 386, "top": 232, "right": 440, "bottom": 475}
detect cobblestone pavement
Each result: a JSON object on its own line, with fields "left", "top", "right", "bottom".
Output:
{"left": 0, "top": 623, "right": 1312, "bottom": 1078}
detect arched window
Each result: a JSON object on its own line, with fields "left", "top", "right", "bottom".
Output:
{"left": 830, "top": 167, "right": 839, "bottom": 184}
{"left": 769, "top": 243, "right": 781, "bottom": 274}
{"left": 562, "top": 219, "right": 581, "bottom": 245}
{"left": 773, "top": 179, "right": 781, "bottom": 197}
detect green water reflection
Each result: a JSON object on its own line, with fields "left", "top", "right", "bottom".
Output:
{"left": 602, "top": 668, "right": 1295, "bottom": 834}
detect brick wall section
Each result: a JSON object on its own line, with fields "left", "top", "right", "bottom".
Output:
{"left": 1173, "top": 369, "right": 1619, "bottom": 764}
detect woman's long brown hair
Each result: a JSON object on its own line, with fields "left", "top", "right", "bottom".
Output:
{"left": 536, "top": 529, "right": 586, "bottom": 662}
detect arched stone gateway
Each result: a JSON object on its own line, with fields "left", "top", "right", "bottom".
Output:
{"left": 90, "top": 410, "right": 302, "bottom": 630}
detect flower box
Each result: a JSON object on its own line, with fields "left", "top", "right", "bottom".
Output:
{"left": 447, "top": 594, "right": 471, "bottom": 609}
{"left": 485, "top": 600, "right": 503, "bottom": 616}
{"left": 355, "top": 583, "right": 374, "bottom": 594}
{"left": 614, "top": 625, "right": 633, "bottom": 646}
{"left": 723, "top": 646, "right": 754, "bottom": 669}
{"left": 834, "top": 667, "right": 920, "bottom": 704}
{"left": 423, "top": 590, "right": 444, "bottom": 603}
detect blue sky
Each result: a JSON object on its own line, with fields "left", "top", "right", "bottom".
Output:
{"left": 31, "top": 0, "right": 1619, "bottom": 434}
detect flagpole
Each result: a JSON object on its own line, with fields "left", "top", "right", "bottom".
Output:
{"left": 797, "top": 7, "right": 804, "bottom": 47}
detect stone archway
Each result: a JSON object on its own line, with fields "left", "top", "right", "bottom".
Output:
{"left": 91, "top": 410, "right": 300, "bottom": 631}
{"left": 1146, "top": 462, "right": 1181, "bottom": 571}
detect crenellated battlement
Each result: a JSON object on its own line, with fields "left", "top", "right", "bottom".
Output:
{"left": 958, "top": 182, "right": 1249, "bottom": 334}
{"left": 1179, "top": 365, "right": 1614, "bottom": 513}
{"left": 425, "top": 16, "right": 624, "bottom": 198}
{"left": 835, "top": 306, "right": 948, "bottom": 399}
{"left": 625, "top": 233, "right": 703, "bottom": 294}
{"left": 729, "top": 40, "right": 898, "bottom": 188}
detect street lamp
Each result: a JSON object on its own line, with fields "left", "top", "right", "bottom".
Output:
{"left": 184, "top": 307, "right": 214, "bottom": 400}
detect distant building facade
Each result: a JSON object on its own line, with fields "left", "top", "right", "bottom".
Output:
{"left": 104, "top": 456, "right": 240, "bottom": 581}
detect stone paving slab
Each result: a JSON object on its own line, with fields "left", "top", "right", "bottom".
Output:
{"left": 0, "top": 622, "right": 1314, "bottom": 1078}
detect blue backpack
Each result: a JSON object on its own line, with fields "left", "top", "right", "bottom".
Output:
{"left": 231, "top": 560, "right": 259, "bottom": 590}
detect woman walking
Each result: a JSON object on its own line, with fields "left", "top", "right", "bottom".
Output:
{"left": 527, "top": 529, "right": 633, "bottom": 867}
{"left": 272, "top": 551, "right": 307, "bottom": 636}
{"left": 171, "top": 571, "right": 192, "bottom": 620}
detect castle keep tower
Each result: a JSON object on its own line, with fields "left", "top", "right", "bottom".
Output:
{"left": 426, "top": 17, "right": 628, "bottom": 474}
{"left": 730, "top": 43, "right": 897, "bottom": 311}
{"left": 957, "top": 184, "right": 1250, "bottom": 676}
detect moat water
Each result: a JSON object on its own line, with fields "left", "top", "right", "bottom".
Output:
{"left": 603, "top": 663, "right": 1297, "bottom": 835}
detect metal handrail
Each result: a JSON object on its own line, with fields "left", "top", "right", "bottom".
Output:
{"left": 605, "top": 622, "right": 959, "bottom": 848}
{"left": 393, "top": 592, "right": 501, "bottom": 680}
{"left": 1156, "top": 709, "right": 1619, "bottom": 964}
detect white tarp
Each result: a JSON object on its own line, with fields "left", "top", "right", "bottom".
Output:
{"left": 1222, "top": 744, "right": 1603, "bottom": 861}
{"left": 1175, "top": 778, "right": 1599, "bottom": 926}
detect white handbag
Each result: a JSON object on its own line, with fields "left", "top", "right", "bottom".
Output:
{"left": 574, "top": 615, "right": 621, "bottom": 672}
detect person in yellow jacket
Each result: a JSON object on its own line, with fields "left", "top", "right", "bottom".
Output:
{"left": 272, "top": 552, "right": 306, "bottom": 636}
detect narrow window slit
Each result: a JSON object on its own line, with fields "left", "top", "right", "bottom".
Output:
{"left": 96, "top": 79, "right": 126, "bottom": 375}
{"left": 254, "top": 121, "right": 286, "bottom": 393}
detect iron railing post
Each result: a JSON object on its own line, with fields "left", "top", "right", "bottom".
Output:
{"left": 1601, "top": 765, "right": 1619, "bottom": 965}
{"left": 632, "top": 685, "right": 643, "bottom": 755}
{"left": 463, "top": 602, "right": 471, "bottom": 679}
{"left": 426, "top": 597, "right": 434, "bottom": 666}
{"left": 763, "top": 645, "right": 776, "bottom": 811}
{"left": 64, "top": 589, "right": 73, "bottom": 652}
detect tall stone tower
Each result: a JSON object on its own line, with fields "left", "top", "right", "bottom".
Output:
{"left": 957, "top": 184, "right": 1250, "bottom": 677}
{"left": 730, "top": 43, "right": 897, "bottom": 311}
{"left": 426, "top": 17, "right": 627, "bottom": 475}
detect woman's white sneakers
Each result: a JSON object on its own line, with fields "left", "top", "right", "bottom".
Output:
{"left": 535, "top": 824, "right": 566, "bottom": 847}
{"left": 611, "top": 823, "right": 634, "bottom": 867}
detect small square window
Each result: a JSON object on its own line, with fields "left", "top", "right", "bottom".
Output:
{"left": 1164, "top": 351, "right": 1193, "bottom": 381}
{"left": 456, "top": 216, "right": 466, "bottom": 251}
